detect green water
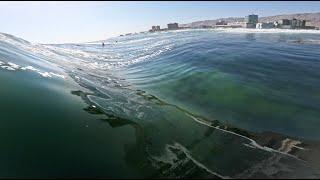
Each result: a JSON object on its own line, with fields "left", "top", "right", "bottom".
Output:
{"left": 0, "top": 70, "right": 279, "bottom": 178}
{"left": 0, "top": 70, "right": 143, "bottom": 178}
{"left": 144, "top": 69, "right": 320, "bottom": 140}
{"left": 1, "top": 30, "right": 320, "bottom": 178}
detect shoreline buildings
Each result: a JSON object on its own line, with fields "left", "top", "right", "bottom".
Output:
{"left": 245, "top": 14, "right": 259, "bottom": 28}
{"left": 275, "top": 18, "right": 317, "bottom": 29}
{"left": 151, "top": 26, "right": 161, "bottom": 32}
{"left": 149, "top": 23, "right": 187, "bottom": 32}
{"left": 167, "top": 23, "right": 179, "bottom": 30}
{"left": 215, "top": 14, "right": 317, "bottom": 30}
{"left": 148, "top": 14, "right": 319, "bottom": 32}
{"left": 149, "top": 25, "right": 161, "bottom": 32}
{"left": 256, "top": 22, "right": 274, "bottom": 29}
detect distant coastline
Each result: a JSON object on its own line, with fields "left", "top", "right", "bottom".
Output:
{"left": 181, "top": 12, "right": 320, "bottom": 29}
{"left": 118, "top": 12, "right": 320, "bottom": 37}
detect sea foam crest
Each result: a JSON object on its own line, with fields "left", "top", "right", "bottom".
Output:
{"left": 0, "top": 60, "right": 65, "bottom": 79}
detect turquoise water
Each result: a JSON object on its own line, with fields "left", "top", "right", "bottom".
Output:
{"left": 0, "top": 29, "right": 320, "bottom": 178}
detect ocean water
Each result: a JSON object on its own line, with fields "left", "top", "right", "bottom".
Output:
{"left": 1, "top": 29, "right": 320, "bottom": 178}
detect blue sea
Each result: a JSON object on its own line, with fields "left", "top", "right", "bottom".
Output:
{"left": 0, "top": 29, "right": 320, "bottom": 178}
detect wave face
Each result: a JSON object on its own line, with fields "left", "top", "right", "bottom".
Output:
{"left": 1, "top": 29, "right": 320, "bottom": 178}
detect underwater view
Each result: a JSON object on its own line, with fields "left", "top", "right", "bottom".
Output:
{"left": 1, "top": 28, "right": 320, "bottom": 178}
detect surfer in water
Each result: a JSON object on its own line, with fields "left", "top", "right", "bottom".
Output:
{"left": 102, "top": 42, "right": 105, "bottom": 47}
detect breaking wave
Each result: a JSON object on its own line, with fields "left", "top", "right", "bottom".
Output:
{"left": 1, "top": 29, "right": 320, "bottom": 178}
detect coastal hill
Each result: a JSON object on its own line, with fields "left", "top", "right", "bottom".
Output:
{"left": 181, "top": 12, "right": 320, "bottom": 28}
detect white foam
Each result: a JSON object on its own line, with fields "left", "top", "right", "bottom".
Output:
{"left": 212, "top": 28, "right": 320, "bottom": 34}
{"left": 171, "top": 143, "right": 230, "bottom": 179}
{"left": 35, "top": 71, "right": 65, "bottom": 79}
{"left": 151, "top": 142, "right": 230, "bottom": 179}
{"left": 21, "top": 65, "right": 39, "bottom": 72}
{"left": 49, "top": 72, "right": 65, "bottom": 79}
{"left": 38, "top": 72, "right": 51, "bottom": 77}
{"left": 185, "top": 113, "right": 305, "bottom": 162}
{"left": 1, "top": 65, "right": 15, "bottom": 71}
{"left": 8, "top": 62, "right": 20, "bottom": 69}
{"left": 0, "top": 60, "right": 65, "bottom": 79}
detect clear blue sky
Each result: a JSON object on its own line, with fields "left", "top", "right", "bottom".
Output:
{"left": 0, "top": 1, "right": 319, "bottom": 43}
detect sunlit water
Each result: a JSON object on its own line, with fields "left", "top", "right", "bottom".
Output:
{"left": 1, "top": 29, "right": 320, "bottom": 178}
